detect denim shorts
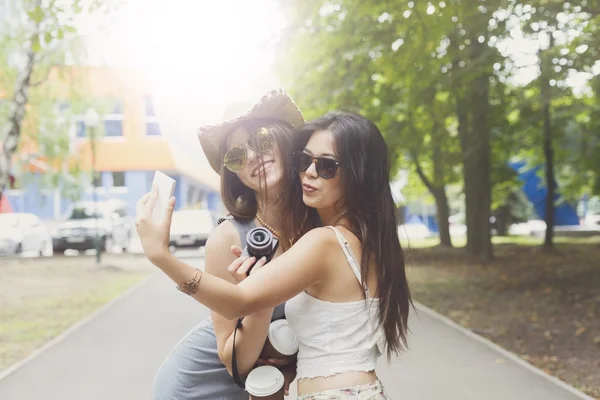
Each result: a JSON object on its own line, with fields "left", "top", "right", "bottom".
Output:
{"left": 297, "top": 380, "right": 390, "bottom": 400}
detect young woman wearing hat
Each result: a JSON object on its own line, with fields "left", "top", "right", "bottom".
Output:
{"left": 139, "top": 111, "right": 412, "bottom": 399}
{"left": 151, "top": 89, "right": 316, "bottom": 400}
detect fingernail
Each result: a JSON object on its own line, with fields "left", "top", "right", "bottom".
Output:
{"left": 260, "top": 257, "right": 266, "bottom": 262}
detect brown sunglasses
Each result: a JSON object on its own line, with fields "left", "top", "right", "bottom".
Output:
{"left": 223, "top": 127, "right": 275, "bottom": 172}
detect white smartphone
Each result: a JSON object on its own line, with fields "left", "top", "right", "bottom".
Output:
{"left": 151, "top": 171, "right": 176, "bottom": 223}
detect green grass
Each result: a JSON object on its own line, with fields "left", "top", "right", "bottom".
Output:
{"left": 0, "top": 256, "right": 152, "bottom": 371}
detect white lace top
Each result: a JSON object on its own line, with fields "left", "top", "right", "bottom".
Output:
{"left": 285, "top": 226, "right": 385, "bottom": 380}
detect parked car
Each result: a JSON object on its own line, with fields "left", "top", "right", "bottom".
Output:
{"left": 583, "top": 213, "right": 600, "bottom": 226}
{"left": 169, "top": 209, "right": 215, "bottom": 249}
{"left": 508, "top": 219, "right": 547, "bottom": 236}
{"left": 52, "top": 200, "right": 133, "bottom": 254}
{"left": 397, "top": 222, "right": 432, "bottom": 240}
{"left": 0, "top": 213, "right": 53, "bottom": 257}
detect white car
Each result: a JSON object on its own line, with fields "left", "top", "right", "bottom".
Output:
{"left": 169, "top": 209, "right": 216, "bottom": 249}
{"left": 397, "top": 222, "right": 432, "bottom": 240}
{"left": 583, "top": 214, "right": 600, "bottom": 226}
{"left": 0, "top": 213, "right": 53, "bottom": 257}
{"left": 508, "top": 220, "right": 547, "bottom": 237}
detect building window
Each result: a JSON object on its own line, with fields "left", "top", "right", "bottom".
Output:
{"left": 76, "top": 121, "right": 86, "bottom": 137}
{"left": 187, "top": 186, "right": 197, "bottom": 205}
{"left": 144, "top": 95, "right": 161, "bottom": 136}
{"left": 76, "top": 116, "right": 123, "bottom": 138}
{"left": 146, "top": 121, "right": 161, "bottom": 136}
{"left": 112, "top": 171, "right": 125, "bottom": 187}
{"left": 92, "top": 173, "right": 102, "bottom": 188}
{"left": 56, "top": 101, "right": 70, "bottom": 114}
{"left": 187, "top": 186, "right": 206, "bottom": 206}
{"left": 104, "top": 119, "right": 123, "bottom": 137}
{"left": 112, "top": 100, "right": 124, "bottom": 114}
{"left": 145, "top": 96, "right": 156, "bottom": 116}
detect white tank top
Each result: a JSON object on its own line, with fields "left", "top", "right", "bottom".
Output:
{"left": 285, "top": 226, "right": 385, "bottom": 380}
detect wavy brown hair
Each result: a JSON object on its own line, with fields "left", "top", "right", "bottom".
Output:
{"left": 283, "top": 111, "right": 412, "bottom": 358}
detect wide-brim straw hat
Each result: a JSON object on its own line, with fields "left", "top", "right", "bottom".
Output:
{"left": 198, "top": 88, "right": 305, "bottom": 174}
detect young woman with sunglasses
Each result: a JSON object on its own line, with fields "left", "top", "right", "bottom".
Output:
{"left": 138, "top": 111, "right": 412, "bottom": 399}
{"left": 151, "top": 90, "right": 316, "bottom": 400}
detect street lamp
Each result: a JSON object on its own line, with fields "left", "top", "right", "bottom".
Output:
{"left": 85, "top": 108, "right": 101, "bottom": 264}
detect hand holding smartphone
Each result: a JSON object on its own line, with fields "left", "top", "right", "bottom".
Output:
{"left": 151, "top": 171, "right": 176, "bottom": 223}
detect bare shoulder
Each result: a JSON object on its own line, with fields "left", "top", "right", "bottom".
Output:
{"left": 205, "top": 219, "right": 240, "bottom": 249}
{"left": 313, "top": 225, "right": 362, "bottom": 259}
{"left": 204, "top": 219, "right": 241, "bottom": 275}
{"left": 291, "top": 226, "right": 340, "bottom": 258}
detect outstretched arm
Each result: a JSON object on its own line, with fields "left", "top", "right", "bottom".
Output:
{"left": 135, "top": 188, "right": 335, "bottom": 320}
{"left": 152, "top": 226, "right": 335, "bottom": 319}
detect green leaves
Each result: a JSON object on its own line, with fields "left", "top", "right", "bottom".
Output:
{"left": 0, "top": 0, "right": 122, "bottom": 200}
{"left": 277, "top": 0, "right": 483, "bottom": 195}
{"left": 27, "top": 5, "right": 45, "bottom": 24}
{"left": 278, "top": 0, "right": 600, "bottom": 204}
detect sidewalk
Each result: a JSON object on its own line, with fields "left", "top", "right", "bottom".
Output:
{"left": 0, "top": 257, "right": 593, "bottom": 400}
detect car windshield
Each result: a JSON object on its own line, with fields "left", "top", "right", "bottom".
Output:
{"left": 68, "top": 206, "right": 104, "bottom": 220}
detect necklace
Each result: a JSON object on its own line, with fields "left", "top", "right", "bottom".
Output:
{"left": 256, "top": 209, "right": 308, "bottom": 251}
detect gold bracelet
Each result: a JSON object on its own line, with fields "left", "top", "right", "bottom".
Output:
{"left": 176, "top": 269, "right": 202, "bottom": 295}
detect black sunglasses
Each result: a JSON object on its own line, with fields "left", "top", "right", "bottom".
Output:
{"left": 292, "top": 151, "right": 340, "bottom": 179}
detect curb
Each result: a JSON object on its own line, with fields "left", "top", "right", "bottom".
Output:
{"left": 414, "top": 302, "right": 597, "bottom": 400}
{"left": 0, "top": 272, "right": 157, "bottom": 382}
{"left": 0, "top": 253, "right": 147, "bottom": 265}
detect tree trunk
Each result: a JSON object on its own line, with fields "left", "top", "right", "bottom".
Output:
{"left": 0, "top": 46, "right": 36, "bottom": 204}
{"left": 431, "top": 120, "right": 452, "bottom": 247}
{"left": 453, "top": 63, "right": 492, "bottom": 258}
{"left": 450, "top": 34, "right": 487, "bottom": 257}
{"left": 433, "top": 187, "right": 452, "bottom": 247}
{"left": 412, "top": 151, "right": 453, "bottom": 248}
{"left": 541, "top": 35, "right": 555, "bottom": 251}
{"left": 466, "top": 64, "right": 493, "bottom": 259}
{"left": 449, "top": 19, "right": 494, "bottom": 260}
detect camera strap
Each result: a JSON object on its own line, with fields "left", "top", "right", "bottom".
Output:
{"left": 231, "top": 317, "right": 246, "bottom": 389}
{"left": 227, "top": 216, "right": 257, "bottom": 390}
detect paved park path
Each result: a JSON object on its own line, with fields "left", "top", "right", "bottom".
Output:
{"left": 0, "top": 256, "right": 594, "bottom": 400}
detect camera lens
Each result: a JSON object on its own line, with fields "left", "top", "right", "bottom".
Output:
{"left": 246, "top": 227, "right": 274, "bottom": 257}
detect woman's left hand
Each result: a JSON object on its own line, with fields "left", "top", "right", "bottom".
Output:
{"left": 228, "top": 251, "right": 267, "bottom": 282}
{"left": 135, "top": 185, "right": 175, "bottom": 263}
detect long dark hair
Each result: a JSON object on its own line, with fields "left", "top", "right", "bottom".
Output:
{"left": 284, "top": 111, "right": 412, "bottom": 358}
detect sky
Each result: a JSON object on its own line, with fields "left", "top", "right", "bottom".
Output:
{"left": 85, "top": 0, "right": 287, "bottom": 151}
